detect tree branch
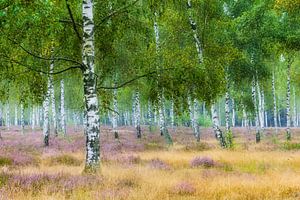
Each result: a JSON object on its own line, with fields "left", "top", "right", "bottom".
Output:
{"left": 57, "top": 19, "right": 82, "bottom": 27}
{"left": 4, "top": 56, "right": 81, "bottom": 75}
{"left": 95, "top": 0, "right": 139, "bottom": 28}
{"left": 65, "top": 0, "right": 82, "bottom": 41}
{"left": 98, "top": 70, "right": 162, "bottom": 90}
{"left": 5, "top": 36, "right": 83, "bottom": 67}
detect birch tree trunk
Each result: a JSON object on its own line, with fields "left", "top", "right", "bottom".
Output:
{"left": 293, "top": 87, "right": 297, "bottom": 127}
{"left": 252, "top": 79, "right": 261, "bottom": 143}
{"left": 154, "top": 12, "right": 173, "bottom": 145}
{"left": 286, "top": 61, "right": 291, "bottom": 140}
{"left": 82, "top": 0, "right": 101, "bottom": 172}
{"left": 15, "top": 106, "right": 18, "bottom": 126}
{"left": 193, "top": 99, "right": 200, "bottom": 142}
{"left": 187, "top": 0, "right": 203, "bottom": 64}
{"left": 148, "top": 100, "right": 153, "bottom": 131}
{"left": 211, "top": 103, "right": 226, "bottom": 148}
{"left": 225, "top": 91, "right": 230, "bottom": 132}
{"left": 6, "top": 104, "right": 10, "bottom": 130}
{"left": 133, "top": 90, "right": 141, "bottom": 138}
{"left": 242, "top": 104, "right": 249, "bottom": 128}
{"left": 31, "top": 107, "right": 35, "bottom": 131}
{"left": 170, "top": 98, "right": 175, "bottom": 129}
{"left": 21, "top": 102, "right": 25, "bottom": 134}
{"left": 60, "top": 80, "right": 66, "bottom": 135}
{"left": 43, "top": 77, "right": 51, "bottom": 146}
{"left": 272, "top": 71, "right": 278, "bottom": 133}
{"left": 49, "top": 49, "right": 58, "bottom": 137}
{"left": 188, "top": 95, "right": 195, "bottom": 132}
{"left": 231, "top": 99, "right": 235, "bottom": 127}
{"left": 112, "top": 87, "right": 118, "bottom": 139}
{"left": 257, "top": 81, "right": 264, "bottom": 129}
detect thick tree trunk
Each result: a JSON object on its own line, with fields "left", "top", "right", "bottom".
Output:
{"left": 211, "top": 103, "right": 226, "bottom": 148}
{"left": 286, "top": 62, "right": 291, "bottom": 140}
{"left": 60, "top": 80, "right": 66, "bottom": 135}
{"left": 82, "top": 0, "right": 100, "bottom": 173}
{"left": 252, "top": 78, "right": 261, "bottom": 143}
{"left": 272, "top": 71, "right": 278, "bottom": 133}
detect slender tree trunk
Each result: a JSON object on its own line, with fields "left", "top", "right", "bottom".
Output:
{"left": 272, "top": 71, "right": 278, "bottom": 133}
{"left": 293, "top": 87, "right": 297, "bottom": 127}
{"left": 242, "top": 103, "right": 248, "bottom": 128}
{"left": 170, "top": 98, "right": 175, "bottom": 129}
{"left": 112, "top": 86, "right": 119, "bottom": 139}
{"left": 188, "top": 95, "right": 195, "bottom": 133}
{"left": 252, "top": 78, "right": 261, "bottom": 143}
{"left": 211, "top": 103, "right": 226, "bottom": 148}
{"left": 148, "top": 100, "right": 153, "bottom": 131}
{"left": 225, "top": 92, "right": 230, "bottom": 132}
{"left": 133, "top": 90, "right": 141, "bottom": 138}
{"left": 21, "top": 102, "right": 25, "bottom": 134}
{"left": 154, "top": 12, "right": 173, "bottom": 145}
{"left": 187, "top": 0, "right": 203, "bottom": 64}
{"left": 49, "top": 49, "right": 58, "bottom": 137}
{"left": 257, "top": 81, "right": 264, "bottom": 129}
{"left": 6, "top": 104, "right": 10, "bottom": 130}
{"left": 232, "top": 99, "right": 235, "bottom": 127}
{"left": 15, "top": 106, "right": 18, "bottom": 126}
{"left": 43, "top": 77, "right": 51, "bottom": 146}
{"left": 193, "top": 99, "right": 200, "bottom": 142}
{"left": 32, "top": 107, "right": 35, "bottom": 131}
{"left": 278, "top": 111, "right": 282, "bottom": 127}
{"left": 60, "top": 80, "right": 66, "bottom": 135}
{"left": 286, "top": 61, "right": 291, "bottom": 140}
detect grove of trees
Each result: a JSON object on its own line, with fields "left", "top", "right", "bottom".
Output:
{"left": 0, "top": 0, "right": 299, "bottom": 173}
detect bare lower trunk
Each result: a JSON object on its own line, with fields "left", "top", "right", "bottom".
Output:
{"left": 225, "top": 92, "right": 230, "bottom": 132}
{"left": 6, "top": 104, "right": 10, "bottom": 130}
{"left": 232, "top": 99, "right": 235, "bottom": 127}
{"left": 293, "top": 87, "right": 297, "bottom": 127}
{"left": 32, "top": 107, "right": 35, "bottom": 131}
{"left": 15, "top": 106, "right": 18, "bottom": 126}
{"left": 211, "top": 103, "right": 226, "bottom": 148}
{"left": 252, "top": 78, "right": 261, "bottom": 143}
{"left": 170, "top": 98, "right": 175, "bottom": 129}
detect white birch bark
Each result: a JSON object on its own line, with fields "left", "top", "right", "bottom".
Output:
{"left": 187, "top": 0, "right": 203, "bottom": 64}
{"left": 147, "top": 100, "right": 153, "bottom": 129}
{"left": 134, "top": 90, "right": 141, "bottom": 138}
{"left": 31, "top": 107, "right": 35, "bottom": 131}
{"left": 188, "top": 95, "right": 195, "bottom": 132}
{"left": 21, "top": 103, "right": 25, "bottom": 134}
{"left": 293, "top": 87, "right": 297, "bottom": 127}
{"left": 257, "top": 81, "right": 264, "bottom": 129}
{"left": 231, "top": 99, "right": 236, "bottom": 127}
{"left": 286, "top": 61, "right": 291, "bottom": 140}
{"left": 14, "top": 106, "right": 18, "bottom": 126}
{"left": 154, "top": 12, "right": 172, "bottom": 145}
{"left": 252, "top": 78, "right": 261, "bottom": 143}
{"left": 225, "top": 92, "right": 230, "bottom": 132}
{"left": 112, "top": 87, "right": 118, "bottom": 139}
{"left": 82, "top": 0, "right": 100, "bottom": 171}
{"left": 49, "top": 49, "right": 58, "bottom": 137}
{"left": 272, "top": 71, "right": 278, "bottom": 133}
{"left": 43, "top": 77, "right": 51, "bottom": 146}
{"left": 60, "top": 80, "right": 66, "bottom": 135}
{"left": 6, "top": 104, "right": 10, "bottom": 130}
{"left": 170, "top": 98, "right": 175, "bottom": 129}
{"left": 211, "top": 103, "right": 226, "bottom": 147}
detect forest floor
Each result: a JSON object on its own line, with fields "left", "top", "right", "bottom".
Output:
{"left": 1, "top": 126, "right": 300, "bottom": 199}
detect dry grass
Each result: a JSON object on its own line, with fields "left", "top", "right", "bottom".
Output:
{"left": 1, "top": 126, "right": 300, "bottom": 199}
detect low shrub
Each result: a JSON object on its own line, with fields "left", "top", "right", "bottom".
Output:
{"left": 47, "top": 154, "right": 81, "bottom": 166}
{"left": 190, "top": 156, "right": 216, "bottom": 168}
{"left": 172, "top": 181, "right": 196, "bottom": 195}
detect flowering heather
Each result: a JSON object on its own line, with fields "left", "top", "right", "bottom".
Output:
{"left": 172, "top": 181, "right": 196, "bottom": 195}
{"left": 99, "top": 188, "right": 129, "bottom": 200}
{"left": 148, "top": 158, "right": 171, "bottom": 170}
{"left": 190, "top": 156, "right": 216, "bottom": 168}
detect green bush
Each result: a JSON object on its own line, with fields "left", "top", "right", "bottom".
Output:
{"left": 0, "top": 157, "right": 13, "bottom": 166}
{"left": 282, "top": 142, "right": 300, "bottom": 150}
{"left": 198, "top": 116, "right": 212, "bottom": 128}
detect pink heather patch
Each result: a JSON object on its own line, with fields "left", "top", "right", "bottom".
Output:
{"left": 190, "top": 156, "right": 216, "bottom": 168}
{"left": 172, "top": 181, "right": 196, "bottom": 195}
